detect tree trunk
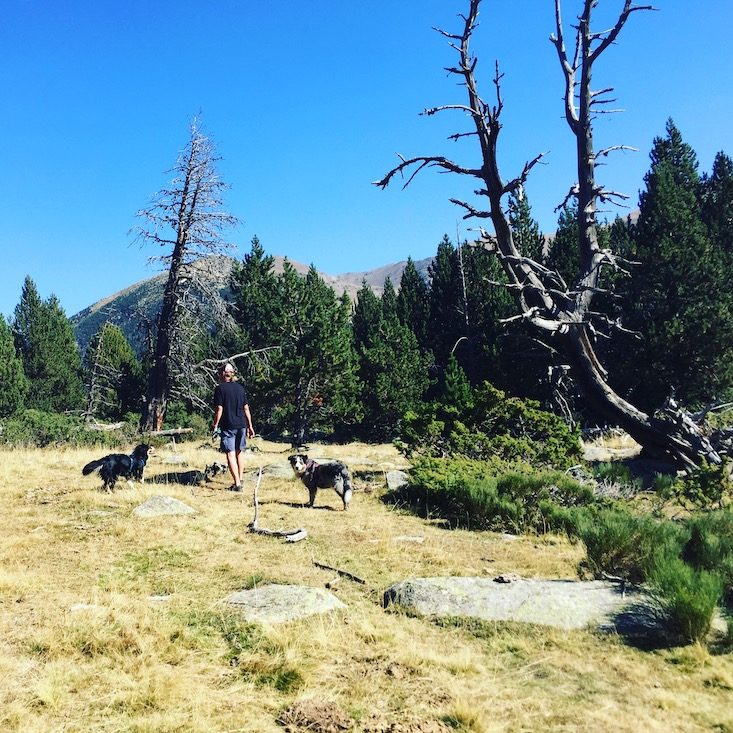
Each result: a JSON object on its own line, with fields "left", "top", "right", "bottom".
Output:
{"left": 562, "top": 329, "right": 720, "bottom": 469}
{"left": 140, "top": 245, "right": 182, "bottom": 433}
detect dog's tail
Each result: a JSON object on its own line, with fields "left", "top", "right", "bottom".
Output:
{"left": 82, "top": 459, "right": 105, "bottom": 476}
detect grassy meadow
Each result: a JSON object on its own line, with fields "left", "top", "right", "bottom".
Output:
{"left": 0, "top": 438, "right": 732, "bottom": 732}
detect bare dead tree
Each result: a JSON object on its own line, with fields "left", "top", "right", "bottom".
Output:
{"left": 376, "top": 0, "right": 723, "bottom": 469}
{"left": 132, "top": 117, "right": 239, "bottom": 432}
{"left": 82, "top": 322, "right": 120, "bottom": 423}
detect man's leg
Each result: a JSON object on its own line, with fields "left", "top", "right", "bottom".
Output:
{"left": 225, "top": 450, "right": 240, "bottom": 488}
{"left": 235, "top": 450, "right": 246, "bottom": 485}
{"left": 235, "top": 428, "right": 247, "bottom": 486}
{"left": 221, "top": 430, "right": 242, "bottom": 490}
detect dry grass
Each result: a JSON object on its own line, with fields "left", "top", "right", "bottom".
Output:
{"left": 0, "top": 438, "right": 731, "bottom": 732}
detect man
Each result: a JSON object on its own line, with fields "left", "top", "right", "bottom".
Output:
{"left": 212, "top": 362, "right": 255, "bottom": 491}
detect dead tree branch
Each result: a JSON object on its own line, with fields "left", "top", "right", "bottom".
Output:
{"left": 313, "top": 561, "right": 366, "bottom": 585}
{"left": 248, "top": 468, "right": 308, "bottom": 542}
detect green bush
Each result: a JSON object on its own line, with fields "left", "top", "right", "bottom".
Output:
{"left": 163, "top": 401, "right": 209, "bottom": 441}
{"left": 674, "top": 460, "right": 733, "bottom": 510}
{"left": 682, "top": 510, "right": 733, "bottom": 603}
{"left": 591, "top": 462, "right": 644, "bottom": 492}
{"left": 400, "top": 457, "right": 594, "bottom": 534}
{"left": 0, "top": 409, "right": 137, "bottom": 448}
{"left": 398, "top": 381, "right": 581, "bottom": 468}
{"left": 575, "top": 506, "right": 686, "bottom": 584}
{"left": 649, "top": 556, "right": 723, "bottom": 644}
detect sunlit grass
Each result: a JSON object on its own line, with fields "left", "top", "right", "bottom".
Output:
{"left": 0, "top": 439, "right": 731, "bottom": 732}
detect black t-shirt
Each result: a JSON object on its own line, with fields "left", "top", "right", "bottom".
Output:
{"left": 213, "top": 381, "right": 249, "bottom": 430}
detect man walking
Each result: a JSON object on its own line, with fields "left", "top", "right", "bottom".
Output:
{"left": 212, "top": 362, "right": 255, "bottom": 491}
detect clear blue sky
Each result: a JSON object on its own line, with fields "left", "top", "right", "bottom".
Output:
{"left": 1, "top": 1, "right": 731, "bottom": 319}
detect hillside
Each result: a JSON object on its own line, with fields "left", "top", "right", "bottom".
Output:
{"left": 71, "top": 254, "right": 433, "bottom": 356}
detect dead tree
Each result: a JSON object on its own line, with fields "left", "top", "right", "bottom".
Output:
{"left": 376, "top": 0, "right": 724, "bottom": 469}
{"left": 133, "top": 118, "right": 239, "bottom": 432}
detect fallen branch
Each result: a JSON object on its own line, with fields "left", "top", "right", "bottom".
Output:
{"left": 313, "top": 561, "right": 366, "bottom": 585}
{"left": 248, "top": 467, "right": 308, "bottom": 542}
{"left": 143, "top": 428, "right": 194, "bottom": 437}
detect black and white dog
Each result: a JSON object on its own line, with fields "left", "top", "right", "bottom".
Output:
{"left": 82, "top": 444, "right": 154, "bottom": 491}
{"left": 288, "top": 454, "right": 353, "bottom": 511}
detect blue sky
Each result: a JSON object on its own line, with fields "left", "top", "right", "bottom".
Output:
{"left": 1, "top": 1, "right": 731, "bottom": 319}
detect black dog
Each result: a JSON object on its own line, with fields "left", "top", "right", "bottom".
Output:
{"left": 288, "top": 454, "right": 353, "bottom": 510}
{"left": 82, "top": 444, "right": 154, "bottom": 491}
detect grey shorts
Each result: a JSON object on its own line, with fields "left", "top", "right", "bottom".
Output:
{"left": 220, "top": 428, "right": 247, "bottom": 453}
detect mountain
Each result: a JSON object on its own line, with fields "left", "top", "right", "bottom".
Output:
{"left": 71, "top": 254, "right": 433, "bottom": 355}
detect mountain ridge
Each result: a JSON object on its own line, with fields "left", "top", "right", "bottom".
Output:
{"left": 71, "top": 253, "right": 433, "bottom": 356}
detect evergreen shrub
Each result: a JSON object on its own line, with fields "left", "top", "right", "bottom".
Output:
{"left": 674, "top": 460, "right": 732, "bottom": 510}
{"left": 575, "top": 506, "right": 686, "bottom": 583}
{"left": 649, "top": 556, "right": 723, "bottom": 644}
{"left": 0, "top": 410, "right": 134, "bottom": 448}
{"left": 682, "top": 510, "right": 733, "bottom": 603}
{"left": 401, "top": 457, "right": 594, "bottom": 533}
{"left": 398, "top": 381, "right": 581, "bottom": 468}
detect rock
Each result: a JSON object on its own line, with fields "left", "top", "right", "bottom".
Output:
{"left": 256, "top": 463, "right": 296, "bottom": 479}
{"left": 393, "top": 535, "right": 425, "bottom": 544}
{"left": 386, "top": 470, "right": 409, "bottom": 491}
{"left": 384, "top": 576, "right": 665, "bottom": 634}
{"left": 225, "top": 584, "right": 346, "bottom": 624}
{"left": 133, "top": 495, "right": 196, "bottom": 518}
{"left": 161, "top": 454, "right": 187, "bottom": 465}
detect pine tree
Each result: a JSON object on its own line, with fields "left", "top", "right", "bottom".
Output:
{"left": 701, "top": 151, "right": 733, "bottom": 255}
{"left": 496, "top": 193, "right": 556, "bottom": 401}
{"left": 614, "top": 120, "right": 733, "bottom": 409}
{"left": 229, "top": 235, "right": 280, "bottom": 349}
{"left": 352, "top": 282, "right": 382, "bottom": 349}
{"left": 13, "top": 278, "right": 84, "bottom": 412}
{"left": 507, "top": 191, "right": 545, "bottom": 263}
{"left": 545, "top": 204, "right": 579, "bottom": 287}
{"left": 426, "top": 235, "right": 465, "bottom": 368}
{"left": 440, "top": 353, "right": 473, "bottom": 414}
{"left": 381, "top": 277, "right": 398, "bottom": 322}
{"left": 0, "top": 315, "right": 28, "bottom": 417}
{"left": 269, "top": 263, "right": 362, "bottom": 445}
{"left": 13, "top": 276, "right": 44, "bottom": 369}
{"left": 353, "top": 282, "right": 431, "bottom": 441}
{"left": 84, "top": 322, "right": 143, "bottom": 421}
{"left": 396, "top": 257, "right": 430, "bottom": 348}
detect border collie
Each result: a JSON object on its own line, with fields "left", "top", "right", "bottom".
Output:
{"left": 288, "top": 454, "right": 353, "bottom": 511}
{"left": 82, "top": 444, "right": 154, "bottom": 491}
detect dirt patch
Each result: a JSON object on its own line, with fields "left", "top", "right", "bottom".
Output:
{"left": 277, "top": 700, "right": 454, "bottom": 733}
{"left": 278, "top": 699, "right": 352, "bottom": 732}
{"left": 361, "top": 717, "right": 453, "bottom": 732}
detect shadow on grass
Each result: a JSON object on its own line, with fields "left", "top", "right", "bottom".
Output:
{"left": 147, "top": 470, "right": 216, "bottom": 487}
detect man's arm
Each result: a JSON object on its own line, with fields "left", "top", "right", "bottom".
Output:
{"left": 244, "top": 403, "right": 255, "bottom": 438}
{"left": 212, "top": 405, "right": 223, "bottom": 432}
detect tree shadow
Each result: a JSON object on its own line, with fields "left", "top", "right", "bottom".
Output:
{"left": 599, "top": 599, "right": 683, "bottom": 650}
{"left": 148, "top": 469, "right": 220, "bottom": 487}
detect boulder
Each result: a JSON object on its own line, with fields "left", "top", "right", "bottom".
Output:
{"left": 384, "top": 576, "right": 664, "bottom": 634}
{"left": 133, "top": 495, "right": 196, "bottom": 518}
{"left": 225, "top": 584, "right": 346, "bottom": 624}
{"left": 385, "top": 470, "right": 409, "bottom": 491}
